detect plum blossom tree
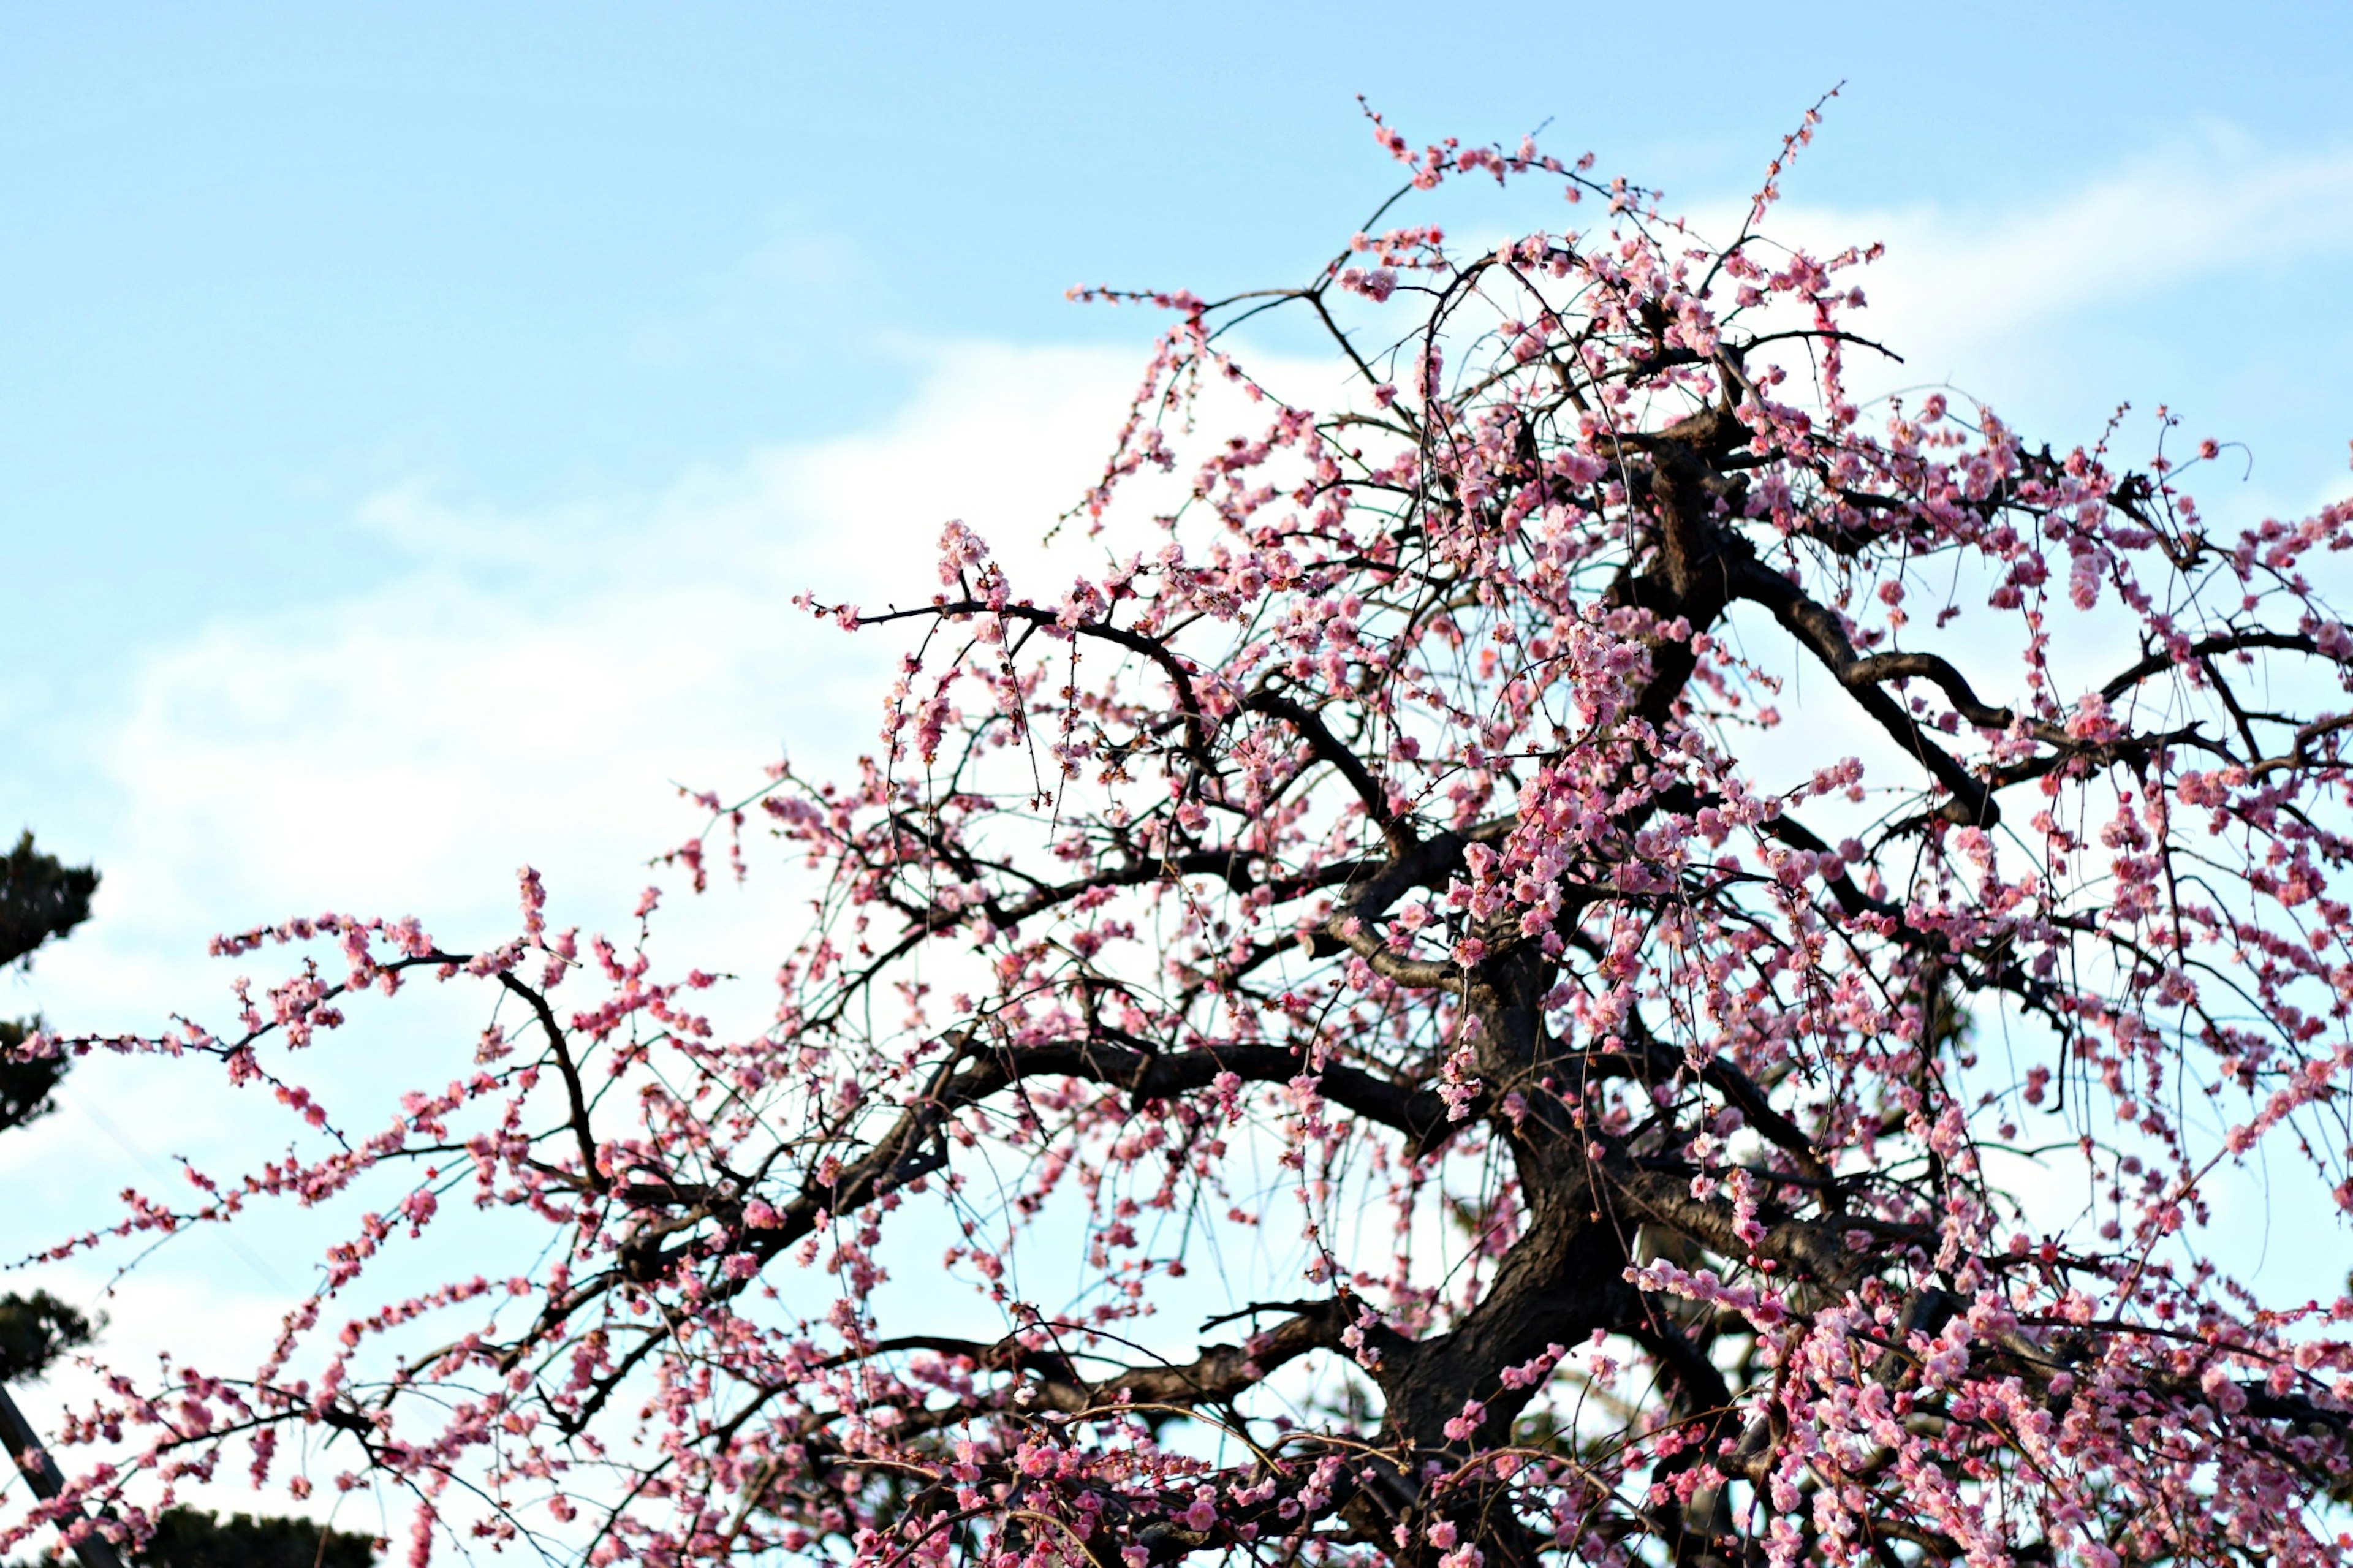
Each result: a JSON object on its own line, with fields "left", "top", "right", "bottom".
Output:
{"left": 17, "top": 105, "right": 2353, "bottom": 1568}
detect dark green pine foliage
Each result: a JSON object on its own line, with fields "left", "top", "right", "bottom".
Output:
{"left": 131, "top": 1509, "right": 376, "bottom": 1568}
{"left": 0, "top": 831, "right": 97, "bottom": 1137}
{"left": 0, "top": 1291, "right": 93, "bottom": 1384}
{"left": 0, "top": 831, "right": 98, "bottom": 969}
{"left": 0, "top": 833, "right": 100, "bottom": 1380}
{"left": 0, "top": 834, "right": 381, "bottom": 1565}
{"left": 0, "top": 1018, "right": 64, "bottom": 1138}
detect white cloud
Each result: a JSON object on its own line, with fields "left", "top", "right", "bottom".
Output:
{"left": 31, "top": 341, "right": 1153, "bottom": 996}
{"left": 1, "top": 335, "right": 1195, "bottom": 1539}
{"left": 1805, "top": 140, "right": 2353, "bottom": 347}
{"left": 631, "top": 212, "right": 912, "bottom": 373}
{"left": 1766, "top": 135, "right": 2353, "bottom": 507}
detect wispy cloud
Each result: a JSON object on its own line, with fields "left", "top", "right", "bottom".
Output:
{"left": 54, "top": 344, "right": 1135, "bottom": 1030}
{"left": 1770, "top": 133, "right": 2353, "bottom": 507}
{"left": 0, "top": 336, "right": 1169, "bottom": 1514}
{"left": 631, "top": 211, "right": 909, "bottom": 371}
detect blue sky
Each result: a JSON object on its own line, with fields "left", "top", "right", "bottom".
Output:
{"left": 9, "top": 0, "right": 2353, "bottom": 719}
{"left": 4, "top": 0, "right": 2353, "bottom": 1506}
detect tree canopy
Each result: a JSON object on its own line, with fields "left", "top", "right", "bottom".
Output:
{"left": 17, "top": 109, "right": 2353, "bottom": 1568}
